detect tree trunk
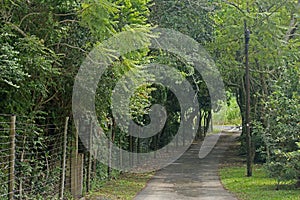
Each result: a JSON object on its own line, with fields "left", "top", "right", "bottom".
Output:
{"left": 244, "top": 20, "right": 252, "bottom": 177}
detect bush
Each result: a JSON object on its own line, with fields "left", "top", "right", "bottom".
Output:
{"left": 255, "top": 66, "right": 300, "bottom": 188}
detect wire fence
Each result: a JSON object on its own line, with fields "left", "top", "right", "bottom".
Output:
{"left": 0, "top": 113, "right": 192, "bottom": 200}
{"left": 0, "top": 114, "right": 74, "bottom": 199}
{"left": 0, "top": 113, "right": 111, "bottom": 200}
{"left": 0, "top": 115, "right": 71, "bottom": 200}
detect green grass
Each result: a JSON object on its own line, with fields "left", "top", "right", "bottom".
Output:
{"left": 219, "top": 165, "right": 300, "bottom": 200}
{"left": 86, "top": 172, "right": 154, "bottom": 200}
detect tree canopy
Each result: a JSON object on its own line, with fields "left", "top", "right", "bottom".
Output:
{"left": 0, "top": 0, "right": 299, "bottom": 190}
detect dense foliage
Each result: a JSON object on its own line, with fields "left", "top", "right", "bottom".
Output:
{"left": 0, "top": 0, "right": 299, "bottom": 195}
{"left": 253, "top": 66, "right": 300, "bottom": 187}
{"left": 209, "top": 0, "right": 299, "bottom": 185}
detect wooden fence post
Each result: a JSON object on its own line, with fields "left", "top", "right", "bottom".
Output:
{"left": 70, "top": 120, "right": 79, "bottom": 197}
{"left": 119, "top": 138, "right": 123, "bottom": 169}
{"left": 86, "top": 118, "right": 92, "bottom": 192}
{"left": 8, "top": 115, "right": 16, "bottom": 200}
{"left": 18, "top": 135, "right": 26, "bottom": 200}
{"left": 77, "top": 153, "right": 84, "bottom": 196}
{"left": 107, "top": 122, "right": 112, "bottom": 180}
{"left": 153, "top": 135, "right": 157, "bottom": 159}
{"left": 60, "top": 117, "right": 69, "bottom": 199}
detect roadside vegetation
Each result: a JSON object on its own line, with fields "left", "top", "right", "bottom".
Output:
{"left": 220, "top": 165, "right": 300, "bottom": 200}
{"left": 86, "top": 172, "right": 154, "bottom": 200}
{"left": 0, "top": 0, "right": 299, "bottom": 199}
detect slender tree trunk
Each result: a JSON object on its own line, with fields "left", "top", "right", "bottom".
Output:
{"left": 244, "top": 20, "right": 252, "bottom": 177}
{"left": 107, "top": 117, "right": 115, "bottom": 179}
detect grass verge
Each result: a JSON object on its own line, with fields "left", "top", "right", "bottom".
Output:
{"left": 219, "top": 165, "right": 300, "bottom": 200}
{"left": 85, "top": 172, "right": 154, "bottom": 200}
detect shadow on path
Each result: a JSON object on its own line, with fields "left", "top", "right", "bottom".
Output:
{"left": 134, "top": 132, "right": 240, "bottom": 200}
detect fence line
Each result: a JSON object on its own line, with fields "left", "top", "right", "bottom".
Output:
{"left": 0, "top": 115, "right": 65, "bottom": 199}
{"left": 8, "top": 115, "right": 15, "bottom": 200}
{"left": 0, "top": 113, "right": 189, "bottom": 199}
{"left": 60, "top": 117, "right": 68, "bottom": 199}
{"left": 0, "top": 114, "right": 101, "bottom": 199}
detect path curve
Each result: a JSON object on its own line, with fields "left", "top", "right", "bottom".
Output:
{"left": 134, "top": 132, "right": 239, "bottom": 200}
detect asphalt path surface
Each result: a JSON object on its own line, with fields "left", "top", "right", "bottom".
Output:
{"left": 134, "top": 131, "right": 240, "bottom": 200}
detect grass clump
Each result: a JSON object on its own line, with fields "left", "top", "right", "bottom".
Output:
{"left": 219, "top": 165, "right": 300, "bottom": 200}
{"left": 86, "top": 172, "right": 154, "bottom": 200}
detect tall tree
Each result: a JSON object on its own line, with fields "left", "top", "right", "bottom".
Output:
{"left": 208, "top": 0, "right": 299, "bottom": 176}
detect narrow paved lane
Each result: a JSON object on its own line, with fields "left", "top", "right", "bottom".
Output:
{"left": 134, "top": 132, "right": 239, "bottom": 200}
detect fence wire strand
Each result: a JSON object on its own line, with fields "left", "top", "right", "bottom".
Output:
{"left": 0, "top": 114, "right": 105, "bottom": 199}
{"left": 0, "top": 114, "right": 68, "bottom": 199}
